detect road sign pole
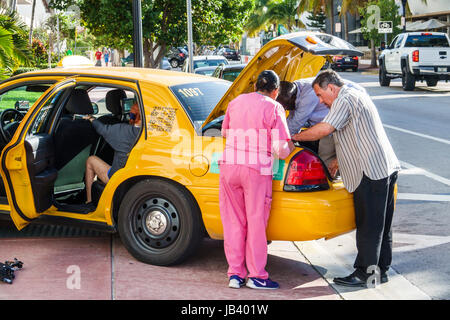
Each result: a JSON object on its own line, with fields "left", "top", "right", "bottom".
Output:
{"left": 132, "top": 0, "right": 144, "bottom": 68}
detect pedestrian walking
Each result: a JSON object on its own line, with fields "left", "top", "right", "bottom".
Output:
{"left": 293, "top": 70, "right": 401, "bottom": 287}
{"left": 104, "top": 48, "right": 110, "bottom": 67}
{"left": 219, "top": 70, "right": 294, "bottom": 290}
{"left": 95, "top": 48, "right": 102, "bottom": 67}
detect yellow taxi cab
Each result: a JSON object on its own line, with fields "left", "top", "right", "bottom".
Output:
{"left": 0, "top": 32, "right": 363, "bottom": 266}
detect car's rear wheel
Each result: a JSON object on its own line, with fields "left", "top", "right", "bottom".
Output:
{"left": 402, "top": 66, "right": 416, "bottom": 91}
{"left": 379, "top": 62, "right": 391, "bottom": 87}
{"left": 118, "top": 179, "right": 202, "bottom": 266}
{"left": 170, "top": 59, "right": 179, "bottom": 68}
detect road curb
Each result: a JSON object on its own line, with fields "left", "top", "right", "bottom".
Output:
{"left": 293, "top": 233, "right": 431, "bottom": 300}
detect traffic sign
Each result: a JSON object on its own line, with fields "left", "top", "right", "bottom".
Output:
{"left": 378, "top": 21, "right": 393, "bottom": 33}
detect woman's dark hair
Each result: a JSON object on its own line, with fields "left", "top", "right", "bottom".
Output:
{"left": 255, "top": 70, "right": 280, "bottom": 93}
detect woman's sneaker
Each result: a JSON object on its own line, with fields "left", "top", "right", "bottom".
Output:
{"left": 246, "top": 277, "right": 279, "bottom": 290}
{"left": 228, "top": 275, "right": 246, "bottom": 289}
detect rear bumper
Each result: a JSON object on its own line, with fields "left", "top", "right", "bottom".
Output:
{"left": 192, "top": 181, "right": 356, "bottom": 242}
{"left": 412, "top": 66, "right": 450, "bottom": 79}
{"left": 332, "top": 61, "right": 358, "bottom": 69}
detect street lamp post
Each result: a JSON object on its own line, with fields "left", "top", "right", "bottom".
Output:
{"left": 132, "top": 0, "right": 144, "bottom": 68}
{"left": 186, "top": 0, "right": 194, "bottom": 73}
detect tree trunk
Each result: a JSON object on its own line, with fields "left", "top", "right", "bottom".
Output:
{"left": 343, "top": 12, "right": 349, "bottom": 41}
{"left": 370, "top": 39, "right": 377, "bottom": 68}
{"left": 28, "top": 0, "right": 37, "bottom": 45}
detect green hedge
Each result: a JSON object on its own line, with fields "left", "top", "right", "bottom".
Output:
{"left": 12, "top": 64, "right": 58, "bottom": 76}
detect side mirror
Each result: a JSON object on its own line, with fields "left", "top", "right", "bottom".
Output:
{"left": 91, "top": 102, "right": 99, "bottom": 115}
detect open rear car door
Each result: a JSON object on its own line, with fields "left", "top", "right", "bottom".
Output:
{"left": 0, "top": 78, "right": 77, "bottom": 230}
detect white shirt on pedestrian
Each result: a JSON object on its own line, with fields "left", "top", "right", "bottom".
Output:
{"left": 322, "top": 85, "right": 401, "bottom": 193}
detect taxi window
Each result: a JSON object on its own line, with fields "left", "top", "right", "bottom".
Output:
{"left": 0, "top": 84, "right": 52, "bottom": 112}
{"left": 170, "top": 81, "right": 231, "bottom": 124}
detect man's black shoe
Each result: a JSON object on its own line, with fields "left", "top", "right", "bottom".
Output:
{"left": 333, "top": 272, "right": 367, "bottom": 287}
{"left": 381, "top": 273, "right": 388, "bottom": 284}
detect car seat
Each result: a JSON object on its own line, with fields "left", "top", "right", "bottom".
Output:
{"left": 53, "top": 88, "right": 99, "bottom": 194}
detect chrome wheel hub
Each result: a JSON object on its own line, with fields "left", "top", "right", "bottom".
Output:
{"left": 145, "top": 210, "right": 168, "bottom": 236}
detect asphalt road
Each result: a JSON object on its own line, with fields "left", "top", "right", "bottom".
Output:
{"left": 335, "top": 71, "right": 450, "bottom": 300}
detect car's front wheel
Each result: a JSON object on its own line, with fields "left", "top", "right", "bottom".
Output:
{"left": 170, "top": 59, "right": 179, "bottom": 68}
{"left": 118, "top": 178, "right": 203, "bottom": 266}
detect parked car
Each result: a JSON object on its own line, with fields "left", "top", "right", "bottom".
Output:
{"left": 379, "top": 32, "right": 450, "bottom": 90}
{"left": 161, "top": 57, "right": 171, "bottom": 70}
{"left": 182, "top": 55, "right": 228, "bottom": 73}
{"left": 212, "top": 63, "right": 246, "bottom": 82}
{"left": 217, "top": 47, "right": 240, "bottom": 61}
{"left": 194, "top": 66, "right": 217, "bottom": 76}
{"left": 329, "top": 55, "right": 359, "bottom": 72}
{"left": 0, "top": 32, "right": 364, "bottom": 266}
{"left": 167, "top": 47, "right": 188, "bottom": 68}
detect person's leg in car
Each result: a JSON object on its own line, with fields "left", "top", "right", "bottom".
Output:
{"left": 85, "top": 155, "right": 110, "bottom": 203}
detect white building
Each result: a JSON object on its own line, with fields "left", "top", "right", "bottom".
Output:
{"left": 2, "top": 0, "right": 53, "bottom": 28}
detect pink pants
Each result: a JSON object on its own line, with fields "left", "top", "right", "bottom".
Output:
{"left": 219, "top": 164, "right": 273, "bottom": 279}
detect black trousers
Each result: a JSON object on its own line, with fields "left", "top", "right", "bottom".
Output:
{"left": 352, "top": 172, "right": 398, "bottom": 277}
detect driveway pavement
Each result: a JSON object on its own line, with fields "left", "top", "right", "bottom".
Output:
{"left": 0, "top": 221, "right": 338, "bottom": 300}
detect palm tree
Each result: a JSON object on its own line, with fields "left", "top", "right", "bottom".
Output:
{"left": 29, "top": 0, "right": 37, "bottom": 45}
{"left": 264, "top": 0, "right": 305, "bottom": 32}
{"left": 0, "top": 7, "right": 33, "bottom": 77}
{"left": 340, "top": 0, "right": 368, "bottom": 41}
{"left": 245, "top": 0, "right": 305, "bottom": 38}
{"left": 298, "top": 0, "right": 335, "bottom": 35}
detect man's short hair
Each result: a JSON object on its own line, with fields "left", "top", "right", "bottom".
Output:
{"left": 312, "top": 70, "right": 345, "bottom": 89}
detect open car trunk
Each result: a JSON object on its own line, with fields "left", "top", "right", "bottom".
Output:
{"left": 202, "top": 32, "right": 363, "bottom": 129}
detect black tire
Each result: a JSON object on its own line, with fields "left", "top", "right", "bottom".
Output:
{"left": 118, "top": 179, "right": 202, "bottom": 266}
{"left": 426, "top": 78, "right": 438, "bottom": 87}
{"left": 353, "top": 67, "right": 358, "bottom": 72}
{"left": 170, "top": 59, "right": 179, "bottom": 68}
{"left": 402, "top": 66, "right": 416, "bottom": 91}
{"left": 379, "top": 63, "right": 391, "bottom": 87}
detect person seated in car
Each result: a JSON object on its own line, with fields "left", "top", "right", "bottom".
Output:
{"left": 83, "top": 103, "right": 141, "bottom": 204}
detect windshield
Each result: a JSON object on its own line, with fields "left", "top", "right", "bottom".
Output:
{"left": 170, "top": 81, "right": 231, "bottom": 130}
{"left": 194, "top": 59, "right": 228, "bottom": 69}
{"left": 405, "top": 34, "right": 449, "bottom": 47}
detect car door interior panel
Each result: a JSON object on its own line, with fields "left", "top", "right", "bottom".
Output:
{"left": 24, "top": 134, "right": 57, "bottom": 213}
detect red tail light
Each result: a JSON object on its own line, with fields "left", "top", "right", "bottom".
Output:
{"left": 284, "top": 150, "right": 329, "bottom": 192}
{"left": 179, "top": 53, "right": 185, "bottom": 58}
{"left": 333, "top": 56, "right": 342, "bottom": 62}
{"left": 421, "top": 33, "right": 432, "bottom": 36}
{"left": 353, "top": 56, "right": 358, "bottom": 60}
{"left": 412, "top": 50, "right": 419, "bottom": 62}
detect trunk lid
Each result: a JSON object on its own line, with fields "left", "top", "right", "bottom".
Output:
{"left": 202, "top": 32, "right": 363, "bottom": 128}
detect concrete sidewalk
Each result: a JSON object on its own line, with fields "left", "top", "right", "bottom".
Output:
{"left": 0, "top": 223, "right": 339, "bottom": 300}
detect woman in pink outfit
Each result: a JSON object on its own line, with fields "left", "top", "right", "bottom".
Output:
{"left": 219, "top": 70, "right": 294, "bottom": 290}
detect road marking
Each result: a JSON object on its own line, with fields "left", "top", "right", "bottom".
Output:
{"left": 400, "top": 160, "right": 450, "bottom": 187}
{"left": 397, "top": 193, "right": 450, "bottom": 202}
{"left": 384, "top": 124, "right": 450, "bottom": 146}
{"left": 372, "top": 92, "right": 450, "bottom": 100}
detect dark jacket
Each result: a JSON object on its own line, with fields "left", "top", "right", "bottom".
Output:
{"left": 92, "top": 120, "right": 140, "bottom": 177}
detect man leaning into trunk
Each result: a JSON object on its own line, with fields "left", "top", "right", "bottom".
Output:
{"left": 292, "top": 70, "right": 401, "bottom": 287}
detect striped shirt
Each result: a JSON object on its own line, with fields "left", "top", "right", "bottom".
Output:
{"left": 322, "top": 85, "right": 401, "bottom": 193}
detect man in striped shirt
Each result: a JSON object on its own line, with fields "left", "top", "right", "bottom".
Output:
{"left": 293, "top": 70, "right": 401, "bottom": 287}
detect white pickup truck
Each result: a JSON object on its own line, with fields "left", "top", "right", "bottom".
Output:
{"left": 378, "top": 32, "right": 450, "bottom": 90}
